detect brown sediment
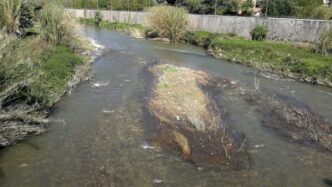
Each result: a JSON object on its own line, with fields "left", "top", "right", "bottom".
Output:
{"left": 147, "top": 64, "right": 249, "bottom": 168}
{"left": 244, "top": 90, "right": 332, "bottom": 152}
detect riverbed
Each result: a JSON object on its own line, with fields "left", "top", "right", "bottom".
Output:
{"left": 0, "top": 26, "right": 331, "bottom": 187}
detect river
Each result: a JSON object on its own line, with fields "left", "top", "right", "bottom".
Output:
{"left": 0, "top": 26, "right": 331, "bottom": 187}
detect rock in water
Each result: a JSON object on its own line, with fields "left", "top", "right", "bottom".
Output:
{"left": 323, "top": 178, "right": 332, "bottom": 186}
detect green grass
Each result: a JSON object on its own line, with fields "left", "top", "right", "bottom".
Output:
{"left": 79, "top": 19, "right": 332, "bottom": 86}
{"left": 181, "top": 31, "right": 332, "bottom": 86}
{"left": 80, "top": 18, "right": 146, "bottom": 33}
{"left": 160, "top": 65, "right": 178, "bottom": 73}
{"left": 29, "top": 46, "right": 83, "bottom": 106}
{"left": 0, "top": 37, "right": 84, "bottom": 107}
{"left": 210, "top": 37, "right": 332, "bottom": 84}
{"left": 181, "top": 31, "right": 238, "bottom": 49}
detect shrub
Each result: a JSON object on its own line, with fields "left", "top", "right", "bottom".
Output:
{"left": 182, "top": 31, "right": 214, "bottom": 48}
{"left": 224, "top": 0, "right": 240, "bottom": 15}
{"left": 310, "top": 6, "right": 332, "bottom": 20}
{"left": 94, "top": 10, "right": 103, "bottom": 27}
{"left": 147, "top": 5, "right": 188, "bottom": 42}
{"left": 315, "top": 29, "right": 332, "bottom": 55}
{"left": 0, "top": 0, "right": 22, "bottom": 34}
{"left": 241, "top": 0, "right": 253, "bottom": 16}
{"left": 39, "top": 2, "right": 77, "bottom": 46}
{"left": 19, "top": 1, "right": 34, "bottom": 31}
{"left": 185, "top": 0, "right": 203, "bottom": 13}
{"left": 295, "top": 0, "right": 323, "bottom": 18}
{"left": 250, "top": 25, "right": 268, "bottom": 41}
{"left": 262, "top": 0, "right": 296, "bottom": 17}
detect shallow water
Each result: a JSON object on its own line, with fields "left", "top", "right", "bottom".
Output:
{"left": 0, "top": 26, "right": 332, "bottom": 187}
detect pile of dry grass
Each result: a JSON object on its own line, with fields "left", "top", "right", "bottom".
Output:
{"left": 244, "top": 91, "right": 332, "bottom": 151}
{"left": 148, "top": 64, "right": 249, "bottom": 168}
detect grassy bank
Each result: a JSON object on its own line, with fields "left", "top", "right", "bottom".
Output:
{"left": 0, "top": 34, "right": 95, "bottom": 146}
{"left": 0, "top": 38, "right": 81, "bottom": 105}
{"left": 0, "top": 1, "right": 99, "bottom": 147}
{"left": 79, "top": 18, "right": 332, "bottom": 87}
{"left": 182, "top": 31, "right": 332, "bottom": 87}
{"left": 80, "top": 18, "right": 147, "bottom": 38}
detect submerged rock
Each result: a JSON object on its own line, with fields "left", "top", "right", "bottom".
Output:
{"left": 147, "top": 64, "right": 249, "bottom": 168}
{"left": 323, "top": 178, "right": 332, "bottom": 186}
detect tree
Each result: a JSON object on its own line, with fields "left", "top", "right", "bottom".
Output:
{"left": 262, "top": 0, "right": 296, "bottom": 17}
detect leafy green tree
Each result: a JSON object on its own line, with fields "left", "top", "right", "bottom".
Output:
{"left": 262, "top": 0, "right": 296, "bottom": 17}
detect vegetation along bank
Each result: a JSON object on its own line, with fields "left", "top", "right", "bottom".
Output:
{"left": 0, "top": 1, "right": 102, "bottom": 147}
{"left": 80, "top": 5, "right": 332, "bottom": 88}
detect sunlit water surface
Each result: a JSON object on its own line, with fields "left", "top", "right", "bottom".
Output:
{"left": 0, "top": 26, "right": 331, "bottom": 187}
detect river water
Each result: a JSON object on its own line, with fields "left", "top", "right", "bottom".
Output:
{"left": 0, "top": 26, "right": 331, "bottom": 187}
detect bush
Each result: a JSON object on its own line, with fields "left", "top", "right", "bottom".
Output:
{"left": 19, "top": 1, "right": 34, "bottom": 31}
{"left": 39, "top": 2, "right": 77, "bottom": 46}
{"left": 262, "top": 0, "right": 296, "bottom": 17}
{"left": 315, "top": 29, "right": 332, "bottom": 55}
{"left": 241, "top": 0, "right": 253, "bottom": 16}
{"left": 310, "top": 6, "right": 332, "bottom": 20}
{"left": 295, "top": 0, "right": 323, "bottom": 18}
{"left": 182, "top": 31, "right": 215, "bottom": 48}
{"left": 94, "top": 10, "right": 103, "bottom": 27}
{"left": 224, "top": 0, "right": 240, "bottom": 15}
{"left": 147, "top": 5, "right": 188, "bottom": 42}
{"left": 250, "top": 25, "right": 268, "bottom": 41}
{"left": 182, "top": 31, "right": 239, "bottom": 48}
{"left": 184, "top": 0, "right": 203, "bottom": 13}
{"left": 0, "top": 0, "right": 22, "bottom": 34}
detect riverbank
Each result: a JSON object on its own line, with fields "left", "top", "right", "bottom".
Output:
{"left": 182, "top": 31, "right": 332, "bottom": 87}
{"left": 79, "top": 19, "right": 332, "bottom": 88}
{"left": 80, "top": 19, "right": 146, "bottom": 38}
{"left": 0, "top": 33, "right": 102, "bottom": 147}
{"left": 0, "top": 1, "right": 105, "bottom": 147}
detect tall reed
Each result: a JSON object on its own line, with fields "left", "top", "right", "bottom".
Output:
{"left": 0, "top": 0, "right": 22, "bottom": 34}
{"left": 39, "top": 2, "right": 77, "bottom": 46}
{"left": 147, "top": 5, "right": 188, "bottom": 42}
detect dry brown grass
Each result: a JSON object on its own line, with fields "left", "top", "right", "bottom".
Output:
{"left": 148, "top": 64, "right": 220, "bottom": 131}
{"left": 148, "top": 64, "right": 249, "bottom": 168}
{"left": 0, "top": 0, "right": 22, "bottom": 34}
{"left": 147, "top": 6, "right": 188, "bottom": 42}
{"left": 39, "top": 2, "right": 79, "bottom": 47}
{"left": 244, "top": 90, "right": 332, "bottom": 151}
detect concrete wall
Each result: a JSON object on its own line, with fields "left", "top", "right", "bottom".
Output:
{"left": 67, "top": 9, "right": 332, "bottom": 43}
